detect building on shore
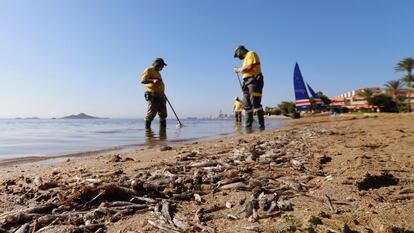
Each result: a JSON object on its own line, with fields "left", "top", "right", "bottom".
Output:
{"left": 330, "top": 88, "right": 383, "bottom": 111}
{"left": 407, "top": 92, "right": 414, "bottom": 111}
{"left": 330, "top": 87, "right": 414, "bottom": 112}
{"left": 208, "top": 110, "right": 233, "bottom": 119}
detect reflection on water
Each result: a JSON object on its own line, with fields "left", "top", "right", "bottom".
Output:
{"left": 234, "top": 123, "right": 242, "bottom": 134}
{"left": 233, "top": 121, "right": 267, "bottom": 134}
{"left": 143, "top": 121, "right": 267, "bottom": 148}
{"left": 145, "top": 127, "right": 167, "bottom": 148}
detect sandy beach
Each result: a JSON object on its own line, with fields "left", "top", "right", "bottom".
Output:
{"left": 1, "top": 114, "right": 413, "bottom": 232}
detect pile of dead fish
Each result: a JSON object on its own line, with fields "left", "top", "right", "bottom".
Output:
{"left": 0, "top": 128, "right": 332, "bottom": 233}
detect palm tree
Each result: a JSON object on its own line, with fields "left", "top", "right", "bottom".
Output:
{"left": 384, "top": 80, "right": 404, "bottom": 102}
{"left": 316, "top": 91, "right": 331, "bottom": 106}
{"left": 359, "top": 88, "right": 373, "bottom": 102}
{"left": 395, "top": 57, "right": 414, "bottom": 112}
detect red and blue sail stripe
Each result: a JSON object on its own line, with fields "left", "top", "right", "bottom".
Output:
{"left": 293, "top": 63, "right": 312, "bottom": 111}
{"left": 306, "top": 82, "right": 325, "bottom": 107}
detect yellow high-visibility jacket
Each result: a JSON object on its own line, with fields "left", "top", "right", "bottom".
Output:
{"left": 140, "top": 67, "right": 165, "bottom": 93}
{"left": 234, "top": 100, "right": 244, "bottom": 112}
{"left": 242, "top": 51, "right": 262, "bottom": 79}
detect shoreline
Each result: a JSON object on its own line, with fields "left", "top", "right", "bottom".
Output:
{"left": 0, "top": 118, "right": 287, "bottom": 167}
{"left": 0, "top": 114, "right": 413, "bottom": 232}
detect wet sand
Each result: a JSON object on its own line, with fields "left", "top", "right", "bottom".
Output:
{"left": 0, "top": 113, "right": 413, "bottom": 232}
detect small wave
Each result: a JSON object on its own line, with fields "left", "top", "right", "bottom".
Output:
{"left": 95, "top": 130, "right": 122, "bottom": 134}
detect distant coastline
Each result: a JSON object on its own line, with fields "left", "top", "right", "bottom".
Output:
{"left": 15, "top": 117, "right": 40, "bottom": 120}
{"left": 7, "top": 113, "right": 106, "bottom": 120}
{"left": 60, "top": 113, "right": 106, "bottom": 119}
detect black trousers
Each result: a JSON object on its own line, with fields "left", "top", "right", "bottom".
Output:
{"left": 235, "top": 111, "right": 242, "bottom": 122}
{"left": 242, "top": 74, "right": 264, "bottom": 114}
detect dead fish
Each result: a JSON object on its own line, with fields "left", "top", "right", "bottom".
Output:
{"left": 194, "top": 208, "right": 205, "bottom": 222}
{"left": 194, "top": 193, "right": 203, "bottom": 204}
{"left": 14, "top": 223, "right": 30, "bottom": 233}
{"left": 33, "top": 176, "right": 43, "bottom": 187}
{"left": 260, "top": 198, "right": 271, "bottom": 211}
{"left": 244, "top": 199, "right": 259, "bottom": 218}
{"left": 227, "top": 214, "right": 239, "bottom": 220}
{"left": 36, "top": 225, "right": 80, "bottom": 233}
{"left": 190, "top": 161, "right": 219, "bottom": 168}
{"left": 173, "top": 214, "right": 190, "bottom": 231}
{"left": 84, "top": 178, "right": 103, "bottom": 185}
{"left": 220, "top": 182, "right": 249, "bottom": 190}
{"left": 277, "top": 197, "right": 293, "bottom": 211}
{"left": 239, "top": 196, "right": 246, "bottom": 205}
{"left": 225, "top": 201, "right": 233, "bottom": 209}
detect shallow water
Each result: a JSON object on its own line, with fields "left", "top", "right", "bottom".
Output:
{"left": 0, "top": 118, "right": 284, "bottom": 159}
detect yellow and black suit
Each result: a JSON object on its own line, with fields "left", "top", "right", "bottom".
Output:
{"left": 233, "top": 99, "right": 244, "bottom": 122}
{"left": 140, "top": 67, "right": 167, "bottom": 127}
{"left": 241, "top": 51, "right": 265, "bottom": 128}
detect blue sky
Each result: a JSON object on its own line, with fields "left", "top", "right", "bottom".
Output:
{"left": 1, "top": 0, "right": 413, "bottom": 118}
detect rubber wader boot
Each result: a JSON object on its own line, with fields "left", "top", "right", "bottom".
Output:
{"left": 235, "top": 114, "right": 240, "bottom": 123}
{"left": 145, "top": 119, "right": 151, "bottom": 129}
{"left": 245, "top": 112, "right": 254, "bottom": 127}
{"left": 160, "top": 119, "right": 166, "bottom": 128}
{"left": 257, "top": 109, "right": 265, "bottom": 129}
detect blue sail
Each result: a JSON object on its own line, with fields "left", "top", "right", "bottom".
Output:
{"left": 306, "top": 82, "right": 325, "bottom": 107}
{"left": 293, "top": 63, "right": 311, "bottom": 110}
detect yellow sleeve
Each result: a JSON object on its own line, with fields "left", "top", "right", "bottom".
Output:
{"left": 243, "top": 52, "right": 259, "bottom": 67}
{"left": 140, "top": 68, "right": 151, "bottom": 83}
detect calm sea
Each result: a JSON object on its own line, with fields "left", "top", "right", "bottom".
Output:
{"left": 0, "top": 118, "right": 284, "bottom": 160}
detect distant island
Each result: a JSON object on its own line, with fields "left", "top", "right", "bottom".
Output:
{"left": 60, "top": 113, "right": 105, "bottom": 119}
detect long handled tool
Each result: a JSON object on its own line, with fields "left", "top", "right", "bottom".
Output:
{"left": 164, "top": 94, "right": 183, "bottom": 128}
{"left": 235, "top": 71, "right": 243, "bottom": 91}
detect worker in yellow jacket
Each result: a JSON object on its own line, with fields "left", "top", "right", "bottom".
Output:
{"left": 233, "top": 45, "right": 265, "bottom": 128}
{"left": 140, "top": 58, "right": 168, "bottom": 129}
{"left": 233, "top": 97, "right": 244, "bottom": 123}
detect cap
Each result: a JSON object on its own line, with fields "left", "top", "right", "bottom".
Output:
{"left": 234, "top": 45, "right": 247, "bottom": 58}
{"left": 153, "top": 58, "right": 167, "bottom": 66}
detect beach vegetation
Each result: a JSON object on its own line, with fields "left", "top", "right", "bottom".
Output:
{"left": 359, "top": 88, "right": 373, "bottom": 101}
{"left": 368, "top": 94, "right": 399, "bottom": 112}
{"left": 265, "top": 107, "right": 282, "bottom": 115}
{"left": 397, "top": 99, "right": 409, "bottom": 112}
{"left": 331, "top": 106, "right": 341, "bottom": 114}
{"left": 358, "top": 107, "right": 372, "bottom": 113}
{"left": 274, "top": 108, "right": 282, "bottom": 115}
{"left": 278, "top": 101, "right": 296, "bottom": 115}
{"left": 309, "top": 98, "right": 319, "bottom": 112}
{"left": 341, "top": 107, "right": 350, "bottom": 113}
{"left": 384, "top": 80, "right": 404, "bottom": 102}
{"left": 395, "top": 57, "right": 414, "bottom": 112}
{"left": 316, "top": 91, "right": 331, "bottom": 106}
